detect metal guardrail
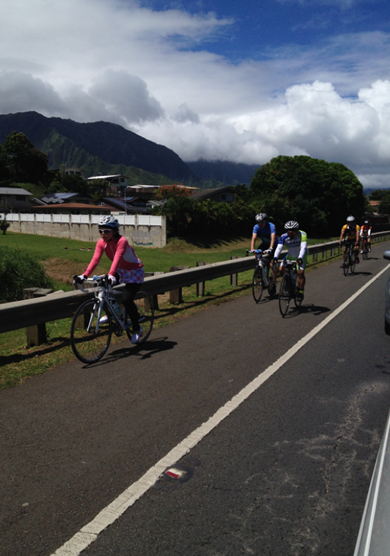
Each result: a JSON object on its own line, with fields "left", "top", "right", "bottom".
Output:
{"left": 1, "top": 231, "right": 390, "bottom": 336}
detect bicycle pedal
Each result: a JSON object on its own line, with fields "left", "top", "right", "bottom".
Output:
{"left": 113, "top": 325, "right": 123, "bottom": 337}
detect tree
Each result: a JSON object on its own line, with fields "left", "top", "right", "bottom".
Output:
{"left": 249, "top": 155, "right": 366, "bottom": 235}
{"left": 1, "top": 131, "right": 48, "bottom": 184}
{"left": 0, "top": 218, "right": 10, "bottom": 234}
{"left": 155, "top": 184, "right": 192, "bottom": 200}
{"left": 369, "top": 189, "right": 390, "bottom": 201}
{"left": 379, "top": 193, "right": 390, "bottom": 215}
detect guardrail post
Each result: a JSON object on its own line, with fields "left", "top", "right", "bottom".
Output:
{"left": 230, "top": 256, "right": 239, "bottom": 286}
{"left": 24, "top": 288, "right": 53, "bottom": 347}
{"left": 144, "top": 272, "right": 164, "bottom": 309}
{"left": 169, "top": 266, "right": 190, "bottom": 303}
{"left": 196, "top": 262, "right": 206, "bottom": 296}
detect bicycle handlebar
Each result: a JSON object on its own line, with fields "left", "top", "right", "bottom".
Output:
{"left": 73, "top": 274, "right": 111, "bottom": 293}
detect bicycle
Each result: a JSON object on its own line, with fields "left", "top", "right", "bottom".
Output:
{"left": 341, "top": 240, "right": 356, "bottom": 275}
{"left": 71, "top": 275, "right": 154, "bottom": 364}
{"left": 246, "top": 249, "right": 276, "bottom": 303}
{"left": 361, "top": 237, "right": 369, "bottom": 260}
{"left": 278, "top": 260, "right": 302, "bottom": 317}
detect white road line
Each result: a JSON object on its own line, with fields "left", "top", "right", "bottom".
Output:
{"left": 52, "top": 263, "right": 390, "bottom": 556}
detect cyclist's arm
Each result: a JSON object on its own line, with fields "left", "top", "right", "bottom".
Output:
{"left": 355, "top": 227, "right": 360, "bottom": 243}
{"left": 250, "top": 232, "right": 257, "bottom": 251}
{"left": 298, "top": 241, "right": 307, "bottom": 260}
{"left": 270, "top": 231, "right": 276, "bottom": 250}
{"left": 274, "top": 240, "right": 283, "bottom": 260}
{"left": 84, "top": 240, "right": 105, "bottom": 277}
{"left": 298, "top": 231, "right": 307, "bottom": 260}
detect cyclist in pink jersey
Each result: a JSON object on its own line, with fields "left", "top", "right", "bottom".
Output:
{"left": 76, "top": 215, "right": 144, "bottom": 344}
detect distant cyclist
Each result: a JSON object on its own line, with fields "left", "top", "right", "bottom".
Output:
{"left": 273, "top": 220, "right": 307, "bottom": 301}
{"left": 339, "top": 215, "right": 360, "bottom": 266}
{"left": 73, "top": 215, "right": 144, "bottom": 344}
{"left": 360, "top": 219, "right": 372, "bottom": 253}
{"left": 250, "top": 212, "right": 278, "bottom": 294}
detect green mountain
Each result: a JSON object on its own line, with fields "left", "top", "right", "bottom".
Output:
{"left": 187, "top": 159, "right": 260, "bottom": 185}
{"left": 0, "top": 111, "right": 196, "bottom": 185}
{"left": 0, "top": 111, "right": 261, "bottom": 187}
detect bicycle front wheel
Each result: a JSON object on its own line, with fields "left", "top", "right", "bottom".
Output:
{"left": 126, "top": 291, "right": 154, "bottom": 344}
{"left": 363, "top": 242, "right": 368, "bottom": 260}
{"left": 252, "top": 267, "right": 264, "bottom": 303}
{"left": 279, "top": 274, "right": 292, "bottom": 317}
{"left": 71, "top": 299, "right": 112, "bottom": 364}
{"left": 343, "top": 252, "right": 350, "bottom": 276}
{"left": 350, "top": 252, "right": 356, "bottom": 274}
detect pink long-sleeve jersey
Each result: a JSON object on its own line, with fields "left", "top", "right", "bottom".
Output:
{"left": 84, "top": 235, "right": 143, "bottom": 278}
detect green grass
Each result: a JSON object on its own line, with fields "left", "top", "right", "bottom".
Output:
{"left": 0, "top": 231, "right": 340, "bottom": 390}
{"left": 0, "top": 231, "right": 337, "bottom": 285}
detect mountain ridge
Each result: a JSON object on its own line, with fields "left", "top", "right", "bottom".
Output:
{"left": 0, "top": 112, "right": 259, "bottom": 186}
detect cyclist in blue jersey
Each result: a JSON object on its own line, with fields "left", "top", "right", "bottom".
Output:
{"left": 273, "top": 220, "right": 308, "bottom": 302}
{"left": 250, "top": 212, "right": 278, "bottom": 295}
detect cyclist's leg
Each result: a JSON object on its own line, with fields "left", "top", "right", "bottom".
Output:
{"left": 122, "top": 282, "right": 141, "bottom": 330}
{"left": 355, "top": 241, "right": 360, "bottom": 263}
{"left": 297, "top": 254, "right": 307, "bottom": 291}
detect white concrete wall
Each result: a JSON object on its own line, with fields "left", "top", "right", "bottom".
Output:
{"left": 0, "top": 213, "right": 167, "bottom": 248}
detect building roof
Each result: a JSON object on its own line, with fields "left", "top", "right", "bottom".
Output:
{"left": 0, "top": 187, "right": 32, "bottom": 196}
{"left": 31, "top": 203, "right": 111, "bottom": 210}
{"left": 189, "top": 186, "right": 238, "bottom": 200}
{"left": 39, "top": 193, "right": 79, "bottom": 204}
{"left": 86, "top": 175, "right": 126, "bottom": 181}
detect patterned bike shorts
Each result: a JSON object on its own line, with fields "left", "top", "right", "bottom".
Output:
{"left": 117, "top": 267, "right": 144, "bottom": 284}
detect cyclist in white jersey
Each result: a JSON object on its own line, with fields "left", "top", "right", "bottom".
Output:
{"left": 273, "top": 220, "right": 308, "bottom": 301}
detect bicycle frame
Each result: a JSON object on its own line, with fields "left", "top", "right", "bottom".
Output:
{"left": 78, "top": 276, "right": 127, "bottom": 332}
{"left": 341, "top": 240, "right": 356, "bottom": 275}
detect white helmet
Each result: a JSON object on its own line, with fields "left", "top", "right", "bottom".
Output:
{"left": 98, "top": 215, "right": 119, "bottom": 229}
{"left": 284, "top": 220, "right": 299, "bottom": 230}
{"left": 346, "top": 215, "right": 355, "bottom": 223}
{"left": 255, "top": 213, "right": 268, "bottom": 223}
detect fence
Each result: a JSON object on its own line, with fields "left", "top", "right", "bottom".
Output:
{"left": 1, "top": 231, "right": 390, "bottom": 341}
{"left": 0, "top": 213, "right": 166, "bottom": 247}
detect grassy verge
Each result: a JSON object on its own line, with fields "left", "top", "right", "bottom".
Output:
{"left": 0, "top": 232, "right": 339, "bottom": 390}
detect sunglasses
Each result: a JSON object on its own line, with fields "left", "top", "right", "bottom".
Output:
{"left": 99, "top": 229, "right": 113, "bottom": 235}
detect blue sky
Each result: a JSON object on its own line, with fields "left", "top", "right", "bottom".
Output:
{"left": 0, "top": 0, "right": 390, "bottom": 187}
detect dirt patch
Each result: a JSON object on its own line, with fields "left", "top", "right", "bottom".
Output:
{"left": 41, "top": 258, "right": 86, "bottom": 285}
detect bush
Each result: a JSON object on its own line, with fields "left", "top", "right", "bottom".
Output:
{"left": 0, "top": 246, "right": 53, "bottom": 303}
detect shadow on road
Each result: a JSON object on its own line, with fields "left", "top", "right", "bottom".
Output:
{"left": 280, "top": 303, "right": 331, "bottom": 319}
{"left": 350, "top": 271, "right": 373, "bottom": 276}
{"left": 299, "top": 304, "right": 331, "bottom": 316}
{"left": 83, "top": 336, "right": 178, "bottom": 368}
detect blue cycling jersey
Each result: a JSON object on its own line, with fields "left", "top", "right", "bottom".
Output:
{"left": 252, "top": 222, "right": 277, "bottom": 248}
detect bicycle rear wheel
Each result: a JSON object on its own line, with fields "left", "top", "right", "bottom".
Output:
{"left": 362, "top": 241, "right": 368, "bottom": 260}
{"left": 252, "top": 267, "right": 264, "bottom": 303}
{"left": 279, "top": 274, "right": 292, "bottom": 317}
{"left": 70, "top": 299, "right": 112, "bottom": 364}
{"left": 126, "top": 291, "right": 154, "bottom": 344}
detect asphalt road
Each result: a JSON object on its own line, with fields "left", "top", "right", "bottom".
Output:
{"left": 2, "top": 242, "right": 390, "bottom": 556}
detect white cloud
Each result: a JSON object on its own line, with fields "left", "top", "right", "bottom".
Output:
{"left": 0, "top": 0, "right": 390, "bottom": 189}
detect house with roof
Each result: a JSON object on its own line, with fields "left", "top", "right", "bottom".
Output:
{"left": 189, "top": 186, "right": 239, "bottom": 203}
{"left": 0, "top": 186, "right": 33, "bottom": 211}
{"left": 86, "top": 174, "right": 128, "bottom": 196}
